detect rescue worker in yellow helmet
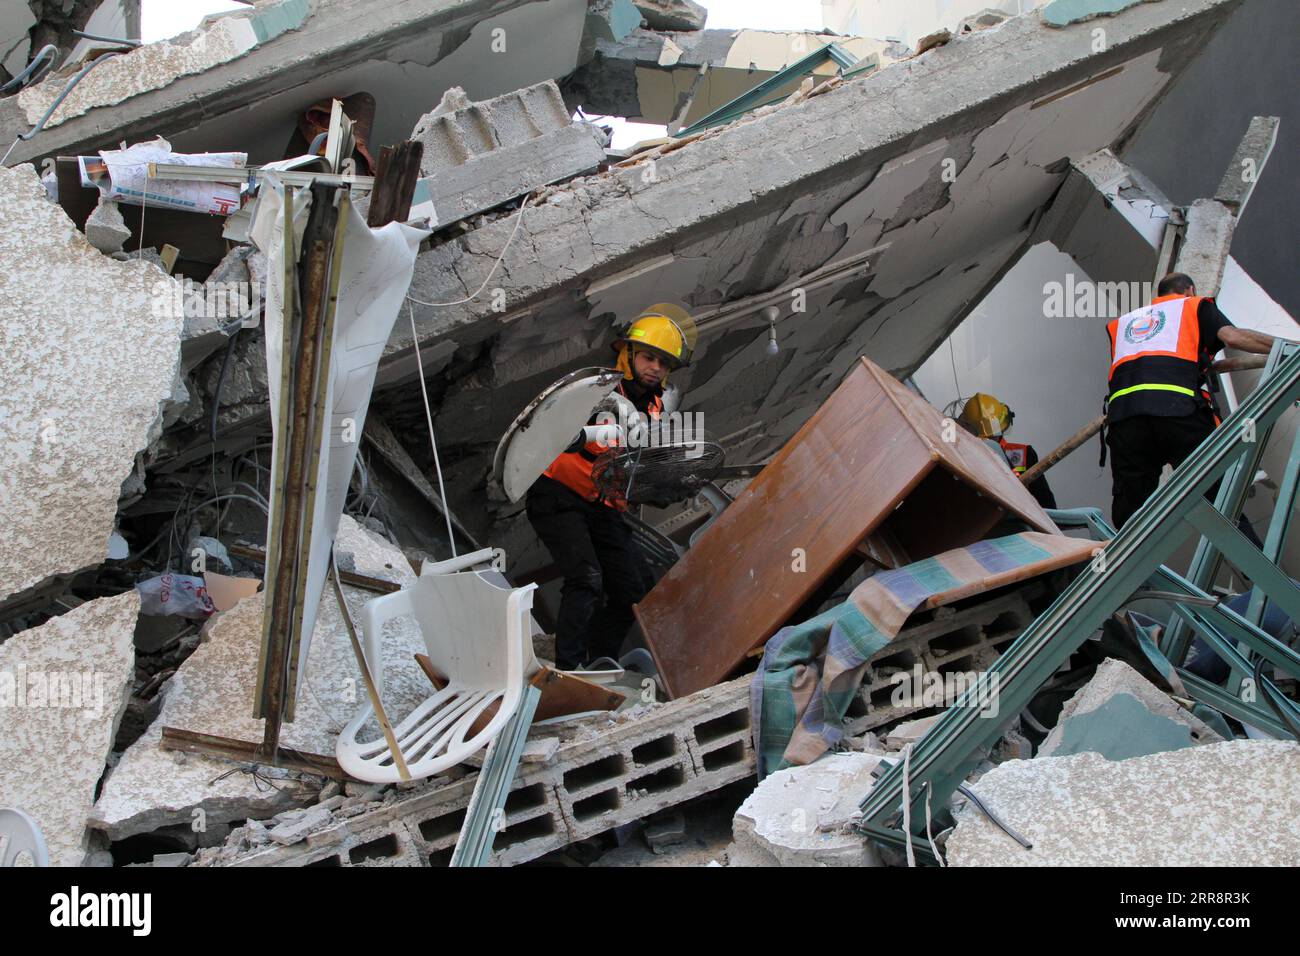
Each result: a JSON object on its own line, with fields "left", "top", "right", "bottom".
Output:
{"left": 526, "top": 307, "right": 692, "bottom": 671}
{"left": 958, "top": 393, "right": 1057, "bottom": 510}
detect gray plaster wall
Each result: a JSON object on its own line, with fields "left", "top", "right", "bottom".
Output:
{"left": 1121, "top": 0, "right": 1299, "bottom": 316}
{"left": 912, "top": 242, "right": 1114, "bottom": 520}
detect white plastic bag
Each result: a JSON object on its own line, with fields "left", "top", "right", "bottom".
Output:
{"left": 136, "top": 573, "right": 216, "bottom": 618}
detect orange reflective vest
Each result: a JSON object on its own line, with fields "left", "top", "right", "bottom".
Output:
{"left": 542, "top": 387, "right": 663, "bottom": 508}
{"left": 1106, "top": 294, "right": 1212, "bottom": 422}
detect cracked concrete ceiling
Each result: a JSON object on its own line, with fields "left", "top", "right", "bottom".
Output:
{"left": 361, "top": 2, "right": 1237, "bottom": 573}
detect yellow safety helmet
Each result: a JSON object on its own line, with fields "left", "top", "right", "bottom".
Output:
{"left": 958, "top": 392, "right": 1013, "bottom": 439}
{"left": 613, "top": 304, "right": 696, "bottom": 383}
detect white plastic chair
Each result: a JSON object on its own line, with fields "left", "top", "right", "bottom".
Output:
{"left": 336, "top": 548, "right": 539, "bottom": 783}
{"left": 0, "top": 808, "right": 50, "bottom": 867}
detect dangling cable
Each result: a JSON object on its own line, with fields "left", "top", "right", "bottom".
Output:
{"left": 404, "top": 193, "right": 530, "bottom": 307}
{"left": 901, "top": 742, "right": 916, "bottom": 868}
{"left": 408, "top": 300, "right": 456, "bottom": 557}
{"left": 924, "top": 782, "right": 945, "bottom": 866}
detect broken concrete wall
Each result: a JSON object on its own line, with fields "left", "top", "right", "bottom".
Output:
{"left": 730, "top": 752, "right": 886, "bottom": 867}
{"left": 1, "top": 0, "right": 594, "bottom": 168}
{"left": 89, "top": 517, "right": 428, "bottom": 841}
{"left": 0, "top": 590, "right": 136, "bottom": 865}
{"left": 948, "top": 740, "right": 1300, "bottom": 865}
{"left": 0, "top": 163, "right": 184, "bottom": 605}
{"left": 1037, "top": 658, "right": 1223, "bottom": 760}
{"left": 361, "top": 0, "right": 1240, "bottom": 569}
{"left": 562, "top": 27, "right": 898, "bottom": 127}
{"left": 16, "top": 0, "right": 310, "bottom": 130}
{"left": 822, "top": 0, "right": 1044, "bottom": 48}
{"left": 633, "top": 0, "right": 705, "bottom": 32}
{"left": 410, "top": 79, "right": 607, "bottom": 225}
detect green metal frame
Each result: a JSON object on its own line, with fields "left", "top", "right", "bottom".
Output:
{"left": 678, "top": 42, "right": 858, "bottom": 137}
{"left": 856, "top": 341, "right": 1300, "bottom": 861}
{"left": 1162, "top": 343, "right": 1291, "bottom": 664}
{"left": 450, "top": 682, "right": 542, "bottom": 867}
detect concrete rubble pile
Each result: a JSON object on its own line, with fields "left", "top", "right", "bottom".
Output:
{"left": 0, "top": 0, "right": 1296, "bottom": 871}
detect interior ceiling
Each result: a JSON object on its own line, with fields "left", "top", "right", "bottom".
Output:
{"left": 372, "top": 43, "right": 1178, "bottom": 567}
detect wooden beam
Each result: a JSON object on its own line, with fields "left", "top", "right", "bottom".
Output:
{"left": 160, "top": 726, "right": 349, "bottom": 781}
{"left": 367, "top": 140, "right": 424, "bottom": 228}
{"left": 229, "top": 542, "right": 401, "bottom": 595}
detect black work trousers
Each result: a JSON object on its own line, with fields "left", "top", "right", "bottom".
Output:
{"left": 526, "top": 476, "right": 647, "bottom": 670}
{"left": 1107, "top": 408, "right": 1218, "bottom": 530}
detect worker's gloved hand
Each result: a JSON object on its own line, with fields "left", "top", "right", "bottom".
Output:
{"left": 582, "top": 422, "right": 625, "bottom": 446}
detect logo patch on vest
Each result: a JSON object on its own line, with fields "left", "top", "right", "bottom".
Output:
{"left": 1123, "top": 308, "right": 1166, "bottom": 345}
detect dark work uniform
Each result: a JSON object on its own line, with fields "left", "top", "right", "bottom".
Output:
{"left": 999, "top": 439, "right": 1057, "bottom": 510}
{"left": 1106, "top": 297, "right": 1231, "bottom": 529}
{"left": 526, "top": 379, "right": 660, "bottom": 670}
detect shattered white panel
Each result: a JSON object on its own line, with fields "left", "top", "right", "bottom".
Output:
{"left": 0, "top": 591, "right": 137, "bottom": 866}
{"left": 90, "top": 518, "right": 431, "bottom": 840}
{"left": 732, "top": 752, "right": 886, "bottom": 866}
{"left": 252, "top": 180, "right": 427, "bottom": 713}
{"left": 0, "top": 165, "right": 184, "bottom": 603}
{"left": 948, "top": 741, "right": 1300, "bottom": 866}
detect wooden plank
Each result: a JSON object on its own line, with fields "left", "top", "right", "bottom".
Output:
{"left": 228, "top": 543, "right": 401, "bottom": 594}
{"left": 415, "top": 657, "right": 625, "bottom": 737}
{"left": 367, "top": 140, "right": 424, "bottom": 228}
{"left": 160, "top": 726, "right": 349, "bottom": 781}
{"left": 1020, "top": 414, "right": 1106, "bottom": 486}
{"left": 635, "top": 356, "right": 1058, "bottom": 699}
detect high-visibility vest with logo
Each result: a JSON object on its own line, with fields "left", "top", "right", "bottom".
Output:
{"left": 1106, "top": 295, "right": 1210, "bottom": 422}
{"left": 999, "top": 439, "right": 1030, "bottom": 476}
{"left": 542, "top": 387, "right": 663, "bottom": 508}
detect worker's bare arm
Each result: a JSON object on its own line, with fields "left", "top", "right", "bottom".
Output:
{"left": 1219, "top": 325, "right": 1287, "bottom": 355}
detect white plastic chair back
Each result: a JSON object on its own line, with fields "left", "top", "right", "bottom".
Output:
{"left": 336, "top": 548, "right": 538, "bottom": 783}
{"left": 0, "top": 808, "right": 50, "bottom": 867}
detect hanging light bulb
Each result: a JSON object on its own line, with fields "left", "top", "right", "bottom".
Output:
{"left": 763, "top": 305, "right": 780, "bottom": 356}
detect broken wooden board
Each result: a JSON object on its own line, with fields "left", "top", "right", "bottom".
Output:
{"left": 635, "top": 356, "right": 1060, "bottom": 698}
{"left": 415, "top": 655, "right": 626, "bottom": 737}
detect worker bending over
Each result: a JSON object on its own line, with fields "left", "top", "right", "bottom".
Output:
{"left": 1105, "top": 272, "right": 1283, "bottom": 528}
{"left": 958, "top": 393, "right": 1057, "bottom": 509}
{"left": 527, "top": 307, "right": 692, "bottom": 671}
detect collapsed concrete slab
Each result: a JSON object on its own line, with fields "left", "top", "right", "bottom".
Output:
{"left": 0, "top": 591, "right": 137, "bottom": 866}
{"left": 633, "top": 0, "right": 705, "bottom": 32}
{"left": 948, "top": 740, "right": 1300, "bottom": 865}
{"left": 410, "top": 80, "right": 607, "bottom": 225}
{"left": 84, "top": 198, "right": 131, "bottom": 254}
{"left": 731, "top": 752, "right": 886, "bottom": 867}
{"left": 15, "top": 0, "right": 309, "bottom": 131}
{"left": 1038, "top": 658, "right": 1223, "bottom": 760}
{"left": 89, "top": 517, "right": 428, "bottom": 841}
{"left": 0, "top": 164, "right": 184, "bottom": 606}
{"left": 1, "top": 0, "right": 602, "bottom": 167}
{"left": 355, "top": 0, "right": 1242, "bottom": 574}
{"left": 562, "top": 28, "right": 900, "bottom": 128}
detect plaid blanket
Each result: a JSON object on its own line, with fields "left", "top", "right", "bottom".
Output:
{"left": 751, "top": 532, "right": 1098, "bottom": 777}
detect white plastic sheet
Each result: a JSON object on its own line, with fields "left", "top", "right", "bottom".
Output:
{"left": 98, "top": 136, "right": 246, "bottom": 215}
{"left": 251, "top": 175, "right": 428, "bottom": 715}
